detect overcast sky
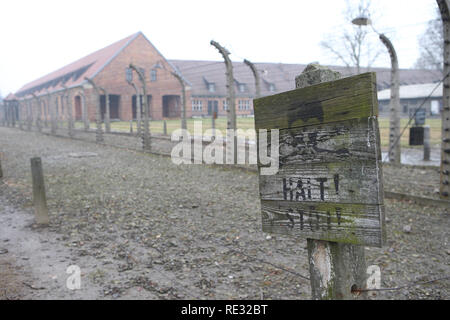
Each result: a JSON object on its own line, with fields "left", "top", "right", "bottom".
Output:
{"left": 0, "top": 0, "right": 439, "bottom": 96}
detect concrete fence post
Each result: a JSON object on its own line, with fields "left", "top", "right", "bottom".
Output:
{"left": 84, "top": 78, "right": 104, "bottom": 143}
{"left": 423, "top": 125, "right": 431, "bottom": 161}
{"left": 30, "top": 157, "right": 50, "bottom": 225}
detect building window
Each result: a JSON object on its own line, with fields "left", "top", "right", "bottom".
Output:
{"left": 223, "top": 100, "right": 228, "bottom": 111}
{"left": 192, "top": 100, "right": 203, "bottom": 111}
{"left": 150, "top": 69, "right": 157, "bottom": 82}
{"left": 238, "top": 100, "right": 250, "bottom": 111}
{"left": 208, "top": 83, "right": 215, "bottom": 92}
{"left": 238, "top": 83, "right": 246, "bottom": 93}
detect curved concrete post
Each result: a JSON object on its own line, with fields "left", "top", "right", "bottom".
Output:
{"left": 74, "top": 86, "right": 89, "bottom": 131}
{"left": 437, "top": 0, "right": 450, "bottom": 199}
{"left": 62, "top": 85, "right": 74, "bottom": 137}
{"left": 244, "top": 59, "right": 261, "bottom": 98}
{"left": 27, "top": 98, "right": 33, "bottom": 131}
{"left": 32, "top": 94, "right": 42, "bottom": 132}
{"left": 127, "top": 80, "right": 142, "bottom": 135}
{"left": 46, "top": 91, "right": 57, "bottom": 134}
{"left": 129, "top": 63, "right": 151, "bottom": 151}
{"left": 170, "top": 71, "right": 187, "bottom": 130}
{"left": 84, "top": 78, "right": 104, "bottom": 143}
{"left": 100, "top": 87, "right": 110, "bottom": 133}
{"left": 42, "top": 99, "right": 48, "bottom": 128}
{"left": 379, "top": 34, "right": 401, "bottom": 164}
{"left": 211, "top": 40, "right": 237, "bottom": 163}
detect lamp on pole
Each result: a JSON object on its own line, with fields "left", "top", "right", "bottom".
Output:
{"left": 352, "top": 16, "right": 401, "bottom": 164}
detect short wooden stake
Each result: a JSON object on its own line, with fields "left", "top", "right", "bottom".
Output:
{"left": 30, "top": 157, "right": 49, "bottom": 225}
{"left": 0, "top": 158, "right": 3, "bottom": 179}
{"left": 163, "top": 120, "right": 167, "bottom": 135}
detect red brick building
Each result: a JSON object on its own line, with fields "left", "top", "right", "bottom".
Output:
{"left": 13, "top": 32, "right": 191, "bottom": 122}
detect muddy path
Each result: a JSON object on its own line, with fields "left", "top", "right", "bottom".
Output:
{"left": 0, "top": 127, "right": 448, "bottom": 299}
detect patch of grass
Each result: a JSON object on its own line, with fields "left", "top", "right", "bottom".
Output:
{"left": 84, "top": 116, "right": 442, "bottom": 148}
{"left": 378, "top": 118, "right": 441, "bottom": 148}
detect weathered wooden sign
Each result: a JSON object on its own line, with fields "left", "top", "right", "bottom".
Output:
{"left": 254, "top": 72, "right": 385, "bottom": 247}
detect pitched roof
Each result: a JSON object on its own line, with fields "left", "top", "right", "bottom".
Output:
{"left": 15, "top": 32, "right": 140, "bottom": 98}
{"left": 377, "top": 82, "right": 443, "bottom": 100}
{"left": 169, "top": 59, "right": 443, "bottom": 98}
{"left": 4, "top": 93, "right": 18, "bottom": 101}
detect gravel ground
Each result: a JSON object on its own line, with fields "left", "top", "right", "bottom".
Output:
{"left": 383, "top": 164, "right": 442, "bottom": 200}
{"left": 0, "top": 126, "right": 449, "bottom": 300}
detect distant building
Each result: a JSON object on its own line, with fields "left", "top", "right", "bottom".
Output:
{"left": 11, "top": 32, "right": 188, "bottom": 122}
{"left": 3, "top": 32, "right": 444, "bottom": 123}
{"left": 377, "top": 82, "right": 443, "bottom": 117}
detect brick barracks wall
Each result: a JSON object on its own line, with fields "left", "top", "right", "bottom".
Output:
{"left": 189, "top": 97, "right": 254, "bottom": 117}
{"left": 85, "top": 33, "right": 191, "bottom": 121}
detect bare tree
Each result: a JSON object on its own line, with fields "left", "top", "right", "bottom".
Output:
{"left": 415, "top": 10, "right": 443, "bottom": 70}
{"left": 320, "top": 0, "right": 381, "bottom": 74}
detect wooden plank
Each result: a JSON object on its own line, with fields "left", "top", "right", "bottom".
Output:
{"left": 261, "top": 200, "right": 384, "bottom": 247}
{"left": 258, "top": 117, "right": 379, "bottom": 168}
{"left": 254, "top": 72, "right": 377, "bottom": 131}
{"left": 259, "top": 160, "right": 380, "bottom": 204}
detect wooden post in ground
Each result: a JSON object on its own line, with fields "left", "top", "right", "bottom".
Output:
{"left": 130, "top": 120, "right": 133, "bottom": 133}
{"left": 295, "top": 65, "right": 368, "bottom": 300}
{"left": 0, "top": 158, "right": 3, "bottom": 179}
{"left": 163, "top": 120, "right": 167, "bottom": 135}
{"left": 30, "top": 157, "right": 49, "bottom": 225}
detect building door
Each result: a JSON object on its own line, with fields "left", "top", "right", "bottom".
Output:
{"left": 74, "top": 96, "right": 82, "bottom": 120}
{"left": 208, "top": 100, "right": 218, "bottom": 116}
{"left": 162, "top": 95, "right": 181, "bottom": 118}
